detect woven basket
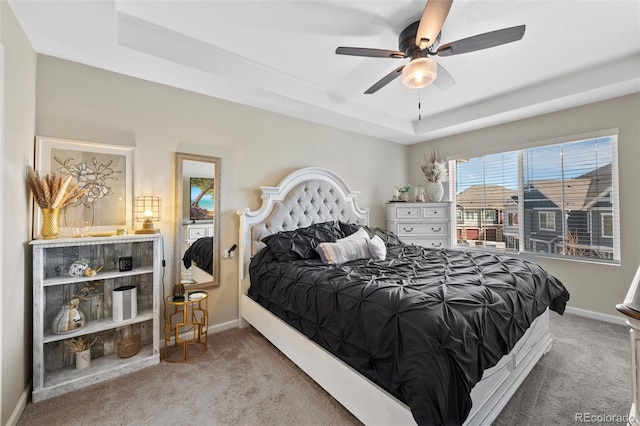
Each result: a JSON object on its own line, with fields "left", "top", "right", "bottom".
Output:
{"left": 117, "top": 334, "right": 140, "bottom": 358}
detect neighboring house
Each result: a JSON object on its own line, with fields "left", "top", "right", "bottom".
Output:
{"left": 500, "top": 164, "right": 613, "bottom": 259}
{"left": 455, "top": 184, "right": 517, "bottom": 245}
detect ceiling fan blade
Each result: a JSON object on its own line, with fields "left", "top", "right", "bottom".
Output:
{"left": 416, "top": 0, "right": 453, "bottom": 50}
{"left": 336, "top": 47, "right": 407, "bottom": 58}
{"left": 433, "top": 62, "right": 455, "bottom": 90}
{"left": 364, "top": 65, "right": 405, "bottom": 94}
{"left": 436, "top": 25, "right": 526, "bottom": 57}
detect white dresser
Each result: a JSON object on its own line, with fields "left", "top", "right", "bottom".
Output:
{"left": 183, "top": 223, "right": 214, "bottom": 245}
{"left": 386, "top": 202, "right": 452, "bottom": 249}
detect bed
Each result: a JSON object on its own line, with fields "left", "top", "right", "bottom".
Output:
{"left": 237, "top": 167, "right": 569, "bottom": 425}
{"left": 183, "top": 236, "right": 214, "bottom": 274}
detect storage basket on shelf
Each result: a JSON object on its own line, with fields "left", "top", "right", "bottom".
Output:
{"left": 117, "top": 334, "right": 141, "bottom": 358}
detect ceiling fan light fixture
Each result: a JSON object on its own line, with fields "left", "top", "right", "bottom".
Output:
{"left": 402, "top": 57, "right": 437, "bottom": 89}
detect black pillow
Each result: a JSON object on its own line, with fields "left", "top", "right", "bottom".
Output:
{"left": 339, "top": 221, "right": 362, "bottom": 237}
{"left": 262, "top": 221, "right": 344, "bottom": 261}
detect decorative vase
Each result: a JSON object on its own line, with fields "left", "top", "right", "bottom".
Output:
{"left": 69, "top": 259, "right": 89, "bottom": 277}
{"left": 40, "top": 208, "right": 60, "bottom": 239}
{"left": 424, "top": 181, "right": 444, "bottom": 202}
{"left": 173, "top": 283, "right": 185, "bottom": 301}
{"left": 75, "top": 349, "right": 91, "bottom": 370}
{"left": 51, "top": 301, "right": 87, "bottom": 334}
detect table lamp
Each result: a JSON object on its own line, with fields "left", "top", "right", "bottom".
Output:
{"left": 134, "top": 196, "right": 161, "bottom": 234}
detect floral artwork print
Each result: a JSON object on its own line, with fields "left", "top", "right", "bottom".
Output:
{"left": 52, "top": 149, "right": 127, "bottom": 227}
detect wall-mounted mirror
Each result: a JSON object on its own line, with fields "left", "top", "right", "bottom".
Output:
{"left": 174, "top": 153, "right": 221, "bottom": 289}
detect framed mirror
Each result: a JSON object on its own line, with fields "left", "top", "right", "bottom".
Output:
{"left": 173, "top": 152, "right": 221, "bottom": 289}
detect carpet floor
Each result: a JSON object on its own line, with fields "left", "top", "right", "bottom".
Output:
{"left": 17, "top": 312, "right": 629, "bottom": 426}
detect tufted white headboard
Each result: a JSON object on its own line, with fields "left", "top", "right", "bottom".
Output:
{"left": 237, "top": 167, "right": 369, "bottom": 282}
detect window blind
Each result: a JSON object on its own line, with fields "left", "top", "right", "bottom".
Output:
{"left": 451, "top": 134, "right": 619, "bottom": 263}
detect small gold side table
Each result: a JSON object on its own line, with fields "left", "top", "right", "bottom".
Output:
{"left": 164, "top": 290, "right": 208, "bottom": 363}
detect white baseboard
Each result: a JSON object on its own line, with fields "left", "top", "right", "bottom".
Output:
{"left": 162, "top": 319, "right": 239, "bottom": 350}
{"left": 207, "top": 319, "right": 239, "bottom": 334}
{"left": 7, "top": 382, "right": 30, "bottom": 426}
{"left": 564, "top": 305, "right": 627, "bottom": 326}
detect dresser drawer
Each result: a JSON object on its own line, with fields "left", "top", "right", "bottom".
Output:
{"left": 189, "top": 228, "right": 207, "bottom": 239}
{"left": 404, "top": 238, "right": 449, "bottom": 250}
{"left": 421, "top": 206, "right": 449, "bottom": 219}
{"left": 395, "top": 206, "right": 421, "bottom": 219}
{"left": 394, "top": 222, "right": 448, "bottom": 237}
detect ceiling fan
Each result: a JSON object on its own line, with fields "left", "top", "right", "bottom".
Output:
{"left": 335, "top": 0, "right": 526, "bottom": 94}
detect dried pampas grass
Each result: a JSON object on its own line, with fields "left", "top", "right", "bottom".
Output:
{"left": 421, "top": 150, "right": 449, "bottom": 183}
{"left": 64, "top": 336, "right": 99, "bottom": 353}
{"left": 27, "top": 167, "right": 88, "bottom": 209}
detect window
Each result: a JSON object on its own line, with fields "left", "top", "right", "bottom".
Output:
{"left": 451, "top": 132, "right": 619, "bottom": 263}
{"left": 538, "top": 212, "right": 556, "bottom": 231}
{"left": 602, "top": 213, "right": 613, "bottom": 238}
{"left": 456, "top": 210, "right": 463, "bottom": 222}
{"left": 465, "top": 211, "right": 476, "bottom": 220}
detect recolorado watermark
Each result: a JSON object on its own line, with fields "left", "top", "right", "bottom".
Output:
{"left": 575, "top": 412, "right": 635, "bottom": 423}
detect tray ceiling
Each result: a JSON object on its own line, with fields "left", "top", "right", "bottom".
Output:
{"left": 8, "top": 0, "right": 640, "bottom": 144}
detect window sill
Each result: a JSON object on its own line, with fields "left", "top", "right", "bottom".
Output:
{"left": 452, "top": 244, "right": 621, "bottom": 267}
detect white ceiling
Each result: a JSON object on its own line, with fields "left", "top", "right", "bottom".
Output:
{"left": 8, "top": 0, "right": 640, "bottom": 144}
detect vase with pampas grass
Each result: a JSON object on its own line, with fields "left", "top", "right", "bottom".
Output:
{"left": 27, "top": 167, "right": 88, "bottom": 239}
{"left": 420, "top": 150, "right": 449, "bottom": 202}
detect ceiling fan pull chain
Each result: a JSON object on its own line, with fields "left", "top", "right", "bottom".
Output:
{"left": 418, "top": 90, "right": 422, "bottom": 121}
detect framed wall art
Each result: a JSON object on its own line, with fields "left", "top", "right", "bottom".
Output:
{"left": 34, "top": 136, "right": 134, "bottom": 237}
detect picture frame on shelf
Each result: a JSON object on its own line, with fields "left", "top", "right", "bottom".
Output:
{"left": 34, "top": 136, "right": 134, "bottom": 238}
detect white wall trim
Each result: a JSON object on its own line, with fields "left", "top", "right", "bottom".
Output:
{"left": 6, "top": 384, "right": 30, "bottom": 426}
{"left": 161, "top": 319, "right": 239, "bottom": 350}
{"left": 565, "top": 305, "right": 627, "bottom": 326}
{"left": 208, "top": 319, "right": 239, "bottom": 334}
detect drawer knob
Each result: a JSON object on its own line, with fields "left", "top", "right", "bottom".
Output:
{"left": 403, "top": 227, "right": 414, "bottom": 233}
{"left": 431, "top": 242, "right": 442, "bottom": 248}
{"left": 432, "top": 227, "right": 442, "bottom": 232}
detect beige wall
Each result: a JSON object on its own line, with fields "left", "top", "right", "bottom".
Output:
{"left": 35, "top": 55, "right": 407, "bottom": 329}
{"left": 1, "top": 0, "right": 36, "bottom": 424}
{"left": 408, "top": 93, "right": 640, "bottom": 318}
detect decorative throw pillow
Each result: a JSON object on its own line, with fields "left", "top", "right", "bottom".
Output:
{"left": 316, "top": 239, "right": 371, "bottom": 264}
{"left": 338, "top": 226, "right": 370, "bottom": 242}
{"left": 262, "top": 221, "right": 343, "bottom": 262}
{"left": 367, "top": 235, "right": 387, "bottom": 260}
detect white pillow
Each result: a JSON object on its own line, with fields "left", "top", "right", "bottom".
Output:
{"left": 316, "top": 239, "right": 371, "bottom": 264}
{"left": 367, "top": 235, "right": 387, "bottom": 261}
{"left": 338, "top": 227, "right": 370, "bottom": 242}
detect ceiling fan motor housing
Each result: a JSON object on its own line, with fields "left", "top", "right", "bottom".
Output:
{"left": 399, "top": 21, "right": 440, "bottom": 57}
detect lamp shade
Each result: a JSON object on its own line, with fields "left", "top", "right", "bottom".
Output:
{"left": 134, "top": 196, "right": 161, "bottom": 223}
{"left": 402, "top": 57, "right": 438, "bottom": 89}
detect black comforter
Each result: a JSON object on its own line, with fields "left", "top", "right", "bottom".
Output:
{"left": 182, "top": 237, "right": 213, "bottom": 274}
{"left": 249, "top": 242, "right": 569, "bottom": 425}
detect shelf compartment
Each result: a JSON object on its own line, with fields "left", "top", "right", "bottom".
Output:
{"left": 43, "top": 309, "right": 154, "bottom": 343}
{"left": 34, "top": 345, "right": 158, "bottom": 402}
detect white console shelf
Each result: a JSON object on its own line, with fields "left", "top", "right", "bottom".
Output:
{"left": 30, "top": 234, "right": 162, "bottom": 401}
